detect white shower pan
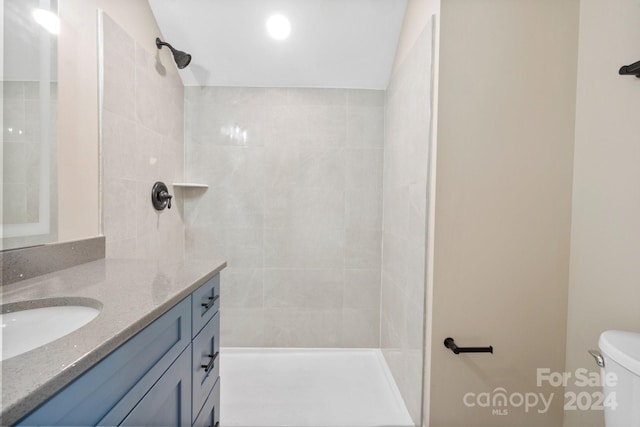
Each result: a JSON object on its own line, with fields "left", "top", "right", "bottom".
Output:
{"left": 220, "top": 347, "right": 414, "bottom": 427}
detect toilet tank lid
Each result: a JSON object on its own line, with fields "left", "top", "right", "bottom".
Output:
{"left": 599, "top": 330, "right": 640, "bottom": 376}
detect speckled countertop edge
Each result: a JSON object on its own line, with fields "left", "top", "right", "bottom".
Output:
{"left": 0, "top": 258, "right": 227, "bottom": 425}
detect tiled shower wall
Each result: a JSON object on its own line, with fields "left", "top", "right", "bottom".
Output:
{"left": 381, "top": 21, "right": 434, "bottom": 424}
{"left": 184, "top": 87, "right": 384, "bottom": 348}
{"left": 101, "top": 14, "right": 185, "bottom": 259}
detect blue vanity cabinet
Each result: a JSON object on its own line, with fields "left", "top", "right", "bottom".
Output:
{"left": 18, "top": 298, "right": 192, "bottom": 426}
{"left": 16, "top": 273, "right": 222, "bottom": 427}
{"left": 191, "top": 272, "right": 221, "bottom": 425}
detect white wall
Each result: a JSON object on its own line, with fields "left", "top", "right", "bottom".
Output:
{"left": 564, "top": 1, "right": 640, "bottom": 426}
{"left": 429, "top": 0, "right": 579, "bottom": 425}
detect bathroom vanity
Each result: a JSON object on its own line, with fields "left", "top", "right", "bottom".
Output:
{"left": 0, "top": 258, "right": 226, "bottom": 427}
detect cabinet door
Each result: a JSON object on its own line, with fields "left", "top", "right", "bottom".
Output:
{"left": 120, "top": 346, "right": 192, "bottom": 427}
{"left": 19, "top": 298, "right": 191, "bottom": 426}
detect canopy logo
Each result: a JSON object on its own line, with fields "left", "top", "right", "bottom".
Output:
{"left": 463, "top": 388, "right": 553, "bottom": 415}
{"left": 462, "top": 368, "right": 619, "bottom": 416}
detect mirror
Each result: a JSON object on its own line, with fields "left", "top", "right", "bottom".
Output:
{"left": 1, "top": 0, "right": 58, "bottom": 251}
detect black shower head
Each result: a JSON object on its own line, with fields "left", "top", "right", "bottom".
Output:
{"left": 156, "top": 37, "right": 192, "bottom": 69}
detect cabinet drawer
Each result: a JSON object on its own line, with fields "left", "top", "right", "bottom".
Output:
{"left": 192, "top": 311, "right": 220, "bottom": 421}
{"left": 192, "top": 274, "right": 220, "bottom": 338}
{"left": 192, "top": 377, "right": 220, "bottom": 427}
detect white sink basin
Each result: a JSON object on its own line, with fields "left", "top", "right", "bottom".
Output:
{"left": 1, "top": 302, "right": 101, "bottom": 361}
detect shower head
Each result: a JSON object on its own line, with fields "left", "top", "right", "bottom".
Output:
{"left": 155, "top": 37, "right": 192, "bottom": 69}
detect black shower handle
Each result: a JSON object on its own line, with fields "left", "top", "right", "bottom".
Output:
{"left": 151, "top": 181, "right": 173, "bottom": 210}
{"left": 159, "top": 191, "right": 172, "bottom": 209}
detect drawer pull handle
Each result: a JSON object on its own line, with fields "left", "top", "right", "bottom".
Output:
{"left": 201, "top": 294, "right": 220, "bottom": 310}
{"left": 201, "top": 351, "right": 219, "bottom": 372}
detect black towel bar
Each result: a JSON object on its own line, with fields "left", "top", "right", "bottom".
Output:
{"left": 444, "top": 337, "right": 493, "bottom": 354}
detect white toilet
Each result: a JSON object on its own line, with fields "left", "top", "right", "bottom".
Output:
{"left": 597, "top": 330, "right": 640, "bottom": 427}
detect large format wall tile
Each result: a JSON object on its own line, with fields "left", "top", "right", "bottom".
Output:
{"left": 266, "top": 186, "right": 345, "bottom": 230}
{"left": 344, "top": 268, "right": 381, "bottom": 309}
{"left": 220, "top": 268, "right": 264, "bottom": 308}
{"left": 380, "top": 21, "right": 434, "bottom": 425}
{"left": 185, "top": 87, "right": 385, "bottom": 348}
{"left": 263, "top": 308, "right": 342, "bottom": 347}
{"left": 263, "top": 268, "right": 343, "bottom": 309}
{"left": 264, "top": 227, "right": 345, "bottom": 269}
{"left": 341, "top": 308, "right": 380, "bottom": 347}
{"left": 101, "top": 14, "right": 184, "bottom": 260}
{"left": 186, "top": 226, "right": 263, "bottom": 268}
{"left": 220, "top": 308, "right": 265, "bottom": 347}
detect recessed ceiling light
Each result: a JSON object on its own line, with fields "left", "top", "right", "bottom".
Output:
{"left": 33, "top": 8, "right": 60, "bottom": 35}
{"left": 266, "top": 14, "right": 291, "bottom": 40}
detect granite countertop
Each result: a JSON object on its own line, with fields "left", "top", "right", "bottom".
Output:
{"left": 0, "top": 257, "right": 227, "bottom": 425}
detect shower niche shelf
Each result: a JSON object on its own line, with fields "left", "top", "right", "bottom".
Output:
{"left": 172, "top": 183, "right": 209, "bottom": 189}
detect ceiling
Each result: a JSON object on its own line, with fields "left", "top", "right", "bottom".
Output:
{"left": 148, "top": 0, "right": 407, "bottom": 89}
